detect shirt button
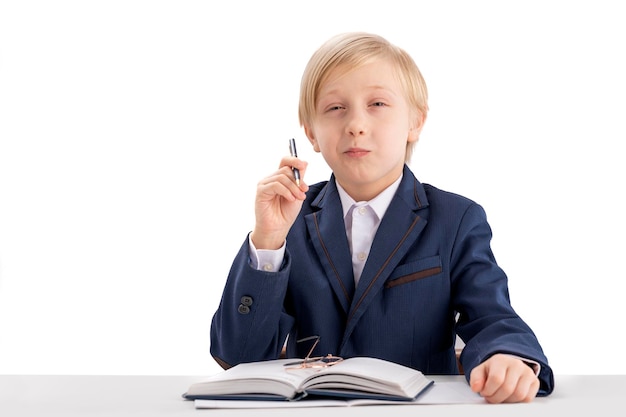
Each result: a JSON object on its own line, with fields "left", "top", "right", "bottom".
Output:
{"left": 357, "top": 252, "right": 367, "bottom": 261}
{"left": 358, "top": 207, "right": 367, "bottom": 215}
{"left": 263, "top": 263, "right": 274, "bottom": 271}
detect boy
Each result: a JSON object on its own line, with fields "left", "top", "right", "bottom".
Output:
{"left": 210, "top": 32, "right": 554, "bottom": 403}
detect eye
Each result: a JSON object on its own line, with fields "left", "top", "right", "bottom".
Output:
{"left": 370, "top": 101, "right": 387, "bottom": 107}
{"left": 324, "top": 105, "right": 344, "bottom": 113}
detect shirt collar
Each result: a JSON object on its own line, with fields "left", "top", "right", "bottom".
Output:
{"left": 336, "top": 174, "right": 403, "bottom": 221}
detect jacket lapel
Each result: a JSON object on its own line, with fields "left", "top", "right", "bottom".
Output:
{"left": 341, "top": 166, "right": 430, "bottom": 347}
{"left": 305, "top": 178, "right": 355, "bottom": 313}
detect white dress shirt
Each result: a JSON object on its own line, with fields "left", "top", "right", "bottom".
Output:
{"left": 335, "top": 176, "right": 401, "bottom": 284}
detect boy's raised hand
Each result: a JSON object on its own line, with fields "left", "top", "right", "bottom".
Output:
{"left": 250, "top": 156, "right": 308, "bottom": 250}
{"left": 469, "top": 353, "right": 540, "bottom": 403}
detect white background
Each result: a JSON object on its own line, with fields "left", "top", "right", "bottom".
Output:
{"left": 1, "top": 1, "right": 624, "bottom": 376}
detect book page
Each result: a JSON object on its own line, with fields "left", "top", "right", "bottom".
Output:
{"left": 185, "top": 359, "right": 316, "bottom": 399}
{"left": 302, "top": 357, "right": 429, "bottom": 397}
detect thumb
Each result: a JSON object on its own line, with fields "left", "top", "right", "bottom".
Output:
{"left": 469, "top": 363, "right": 487, "bottom": 393}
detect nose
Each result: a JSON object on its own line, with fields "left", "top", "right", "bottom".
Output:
{"left": 345, "top": 108, "right": 367, "bottom": 137}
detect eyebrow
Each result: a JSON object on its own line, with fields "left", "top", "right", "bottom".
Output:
{"left": 326, "top": 83, "right": 390, "bottom": 91}
{"left": 320, "top": 85, "right": 399, "bottom": 98}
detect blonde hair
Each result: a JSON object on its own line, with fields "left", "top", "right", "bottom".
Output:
{"left": 298, "top": 32, "right": 429, "bottom": 161}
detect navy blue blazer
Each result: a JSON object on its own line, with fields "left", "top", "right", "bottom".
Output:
{"left": 211, "top": 165, "right": 554, "bottom": 395}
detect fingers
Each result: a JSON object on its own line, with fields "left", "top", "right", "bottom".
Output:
{"left": 470, "top": 355, "right": 540, "bottom": 404}
{"left": 280, "top": 156, "right": 309, "bottom": 191}
{"left": 258, "top": 165, "right": 307, "bottom": 202}
{"left": 258, "top": 157, "right": 308, "bottom": 200}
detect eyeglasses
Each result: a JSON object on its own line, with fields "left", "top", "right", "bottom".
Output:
{"left": 283, "top": 335, "right": 343, "bottom": 370}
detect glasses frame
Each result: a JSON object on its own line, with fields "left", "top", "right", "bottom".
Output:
{"left": 283, "top": 335, "right": 344, "bottom": 370}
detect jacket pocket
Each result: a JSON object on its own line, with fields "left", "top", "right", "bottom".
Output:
{"left": 385, "top": 256, "right": 443, "bottom": 289}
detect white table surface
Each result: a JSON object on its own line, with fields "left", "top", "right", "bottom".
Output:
{"left": 1, "top": 374, "right": 624, "bottom": 416}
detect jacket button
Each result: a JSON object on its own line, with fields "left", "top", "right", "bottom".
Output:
{"left": 237, "top": 304, "right": 250, "bottom": 314}
{"left": 240, "top": 296, "right": 253, "bottom": 306}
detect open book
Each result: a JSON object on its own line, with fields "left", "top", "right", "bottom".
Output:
{"left": 182, "top": 357, "right": 434, "bottom": 402}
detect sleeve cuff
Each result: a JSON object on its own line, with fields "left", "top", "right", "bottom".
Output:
{"left": 248, "top": 235, "right": 286, "bottom": 272}
{"left": 506, "top": 354, "right": 541, "bottom": 376}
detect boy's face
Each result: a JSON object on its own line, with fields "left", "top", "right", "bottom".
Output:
{"left": 305, "top": 58, "right": 422, "bottom": 201}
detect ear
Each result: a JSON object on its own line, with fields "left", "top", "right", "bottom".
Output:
{"left": 408, "top": 111, "right": 427, "bottom": 144}
{"left": 304, "top": 124, "right": 321, "bottom": 153}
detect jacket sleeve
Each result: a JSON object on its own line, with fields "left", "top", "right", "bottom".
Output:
{"left": 451, "top": 203, "right": 555, "bottom": 396}
{"left": 209, "top": 235, "right": 295, "bottom": 369}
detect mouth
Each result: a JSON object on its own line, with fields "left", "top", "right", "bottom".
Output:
{"left": 344, "top": 148, "right": 370, "bottom": 158}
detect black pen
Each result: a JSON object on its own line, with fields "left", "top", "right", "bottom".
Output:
{"left": 288, "top": 138, "right": 301, "bottom": 186}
